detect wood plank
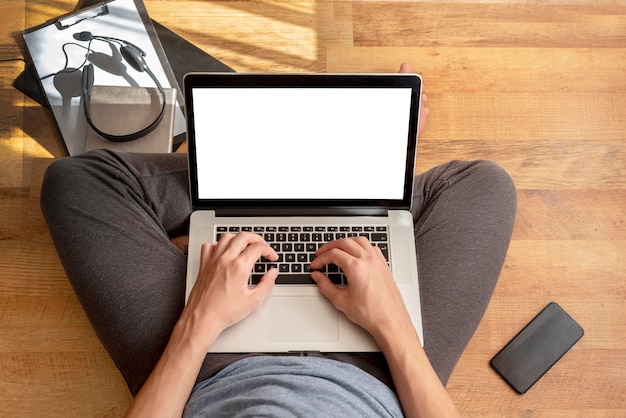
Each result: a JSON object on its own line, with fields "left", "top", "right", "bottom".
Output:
{"left": 352, "top": 3, "right": 626, "bottom": 48}
{"left": 514, "top": 190, "right": 626, "bottom": 240}
{"left": 0, "top": 240, "right": 71, "bottom": 296}
{"left": 329, "top": 46, "right": 626, "bottom": 93}
{"left": 0, "top": 352, "right": 131, "bottom": 417}
{"left": 415, "top": 139, "right": 626, "bottom": 189}
{"left": 422, "top": 92, "right": 626, "bottom": 141}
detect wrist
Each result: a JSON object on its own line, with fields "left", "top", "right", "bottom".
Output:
{"left": 175, "top": 306, "right": 224, "bottom": 353}
{"left": 372, "top": 316, "right": 420, "bottom": 353}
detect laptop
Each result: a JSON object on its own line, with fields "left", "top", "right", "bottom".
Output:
{"left": 184, "top": 73, "right": 423, "bottom": 352}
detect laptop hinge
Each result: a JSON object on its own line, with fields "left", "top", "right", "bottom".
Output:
{"left": 213, "top": 207, "right": 389, "bottom": 217}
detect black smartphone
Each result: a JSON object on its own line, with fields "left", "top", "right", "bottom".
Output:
{"left": 490, "top": 302, "right": 584, "bottom": 394}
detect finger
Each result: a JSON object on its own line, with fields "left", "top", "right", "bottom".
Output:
{"left": 211, "top": 232, "right": 236, "bottom": 258}
{"left": 311, "top": 271, "right": 343, "bottom": 305}
{"left": 313, "top": 237, "right": 376, "bottom": 272}
{"left": 399, "top": 62, "right": 414, "bottom": 73}
{"left": 419, "top": 108, "right": 429, "bottom": 137}
{"left": 418, "top": 94, "right": 429, "bottom": 136}
{"left": 219, "top": 231, "right": 268, "bottom": 259}
{"left": 254, "top": 268, "right": 278, "bottom": 297}
{"left": 316, "top": 236, "right": 368, "bottom": 257}
{"left": 199, "top": 242, "right": 218, "bottom": 264}
{"left": 201, "top": 242, "right": 217, "bottom": 256}
{"left": 229, "top": 230, "right": 266, "bottom": 249}
{"left": 240, "top": 241, "right": 278, "bottom": 266}
{"left": 372, "top": 245, "right": 391, "bottom": 266}
{"left": 310, "top": 247, "right": 355, "bottom": 272}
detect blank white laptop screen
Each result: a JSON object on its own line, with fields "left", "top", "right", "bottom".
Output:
{"left": 191, "top": 87, "right": 413, "bottom": 201}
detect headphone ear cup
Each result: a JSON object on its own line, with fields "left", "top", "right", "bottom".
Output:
{"left": 120, "top": 45, "right": 147, "bottom": 73}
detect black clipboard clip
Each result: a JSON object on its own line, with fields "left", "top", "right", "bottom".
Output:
{"left": 54, "top": 2, "right": 110, "bottom": 30}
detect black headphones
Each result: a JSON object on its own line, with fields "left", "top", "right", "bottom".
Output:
{"left": 75, "top": 31, "right": 167, "bottom": 142}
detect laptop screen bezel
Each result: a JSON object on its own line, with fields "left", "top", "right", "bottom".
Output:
{"left": 184, "top": 73, "right": 421, "bottom": 214}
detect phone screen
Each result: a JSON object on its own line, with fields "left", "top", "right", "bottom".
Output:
{"left": 490, "top": 302, "right": 584, "bottom": 394}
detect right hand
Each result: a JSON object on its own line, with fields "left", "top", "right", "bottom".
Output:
{"left": 309, "top": 237, "right": 413, "bottom": 341}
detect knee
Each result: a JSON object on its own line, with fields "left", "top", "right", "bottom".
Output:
{"left": 41, "top": 158, "right": 80, "bottom": 222}
{"left": 40, "top": 150, "right": 113, "bottom": 218}
{"left": 465, "top": 160, "right": 518, "bottom": 217}
{"left": 473, "top": 160, "right": 516, "bottom": 197}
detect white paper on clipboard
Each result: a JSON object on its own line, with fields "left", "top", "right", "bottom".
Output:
{"left": 23, "top": 0, "right": 186, "bottom": 155}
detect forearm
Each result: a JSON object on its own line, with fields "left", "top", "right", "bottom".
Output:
{"left": 125, "top": 311, "right": 220, "bottom": 418}
{"left": 375, "top": 321, "right": 461, "bottom": 418}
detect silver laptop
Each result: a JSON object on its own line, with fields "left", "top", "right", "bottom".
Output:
{"left": 184, "top": 73, "right": 423, "bottom": 352}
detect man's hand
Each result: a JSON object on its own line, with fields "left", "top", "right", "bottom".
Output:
{"left": 127, "top": 232, "right": 278, "bottom": 417}
{"left": 310, "top": 237, "right": 413, "bottom": 342}
{"left": 310, "top": 236, "right": 461, "bottom": 418}
{"left": 184, "top": 232, "right": 279, "bottom": 350}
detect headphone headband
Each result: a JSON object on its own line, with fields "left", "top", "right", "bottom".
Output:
{"left": 77, "top": 33, "right": 166, "bottom": 143}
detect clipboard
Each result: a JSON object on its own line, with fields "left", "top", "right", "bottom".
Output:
{"left": 23, "top": 0, "right": 186, "bottom": 155}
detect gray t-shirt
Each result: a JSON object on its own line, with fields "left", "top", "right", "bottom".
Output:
{"left": 183, "top": 356, "right": 403, "bottom": 417}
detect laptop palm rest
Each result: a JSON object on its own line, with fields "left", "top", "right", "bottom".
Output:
{"left": 270, "top": 296, "right": 338, "bottom": 342}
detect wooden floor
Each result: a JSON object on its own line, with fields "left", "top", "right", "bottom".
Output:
{"left": 1, "top": 0, "right": 625, "bottom": 416}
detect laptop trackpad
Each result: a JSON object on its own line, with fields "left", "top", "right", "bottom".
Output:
{"left": 269, "top": 296, "right": 339, "bottom": 342}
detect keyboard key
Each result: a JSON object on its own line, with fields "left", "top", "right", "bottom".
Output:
{"left": 328, "top": 274, "right": 343, "bottom": 285}
{"left": 276, "top": 274, "right": 315, "bottom": 285}
{"left": 371, "top": 233, "right": 388, "bottom": 241}
{"left": 377, "top": 243, "right": 389, "bottom": 261}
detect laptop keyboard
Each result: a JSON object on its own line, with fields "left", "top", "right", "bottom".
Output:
{"left": 215, "top": 225, "right": 390, "bottom": 286}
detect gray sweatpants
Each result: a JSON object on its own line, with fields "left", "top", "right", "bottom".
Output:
{"left": 40, "top": 150, "right": 516, "bottom": 396}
